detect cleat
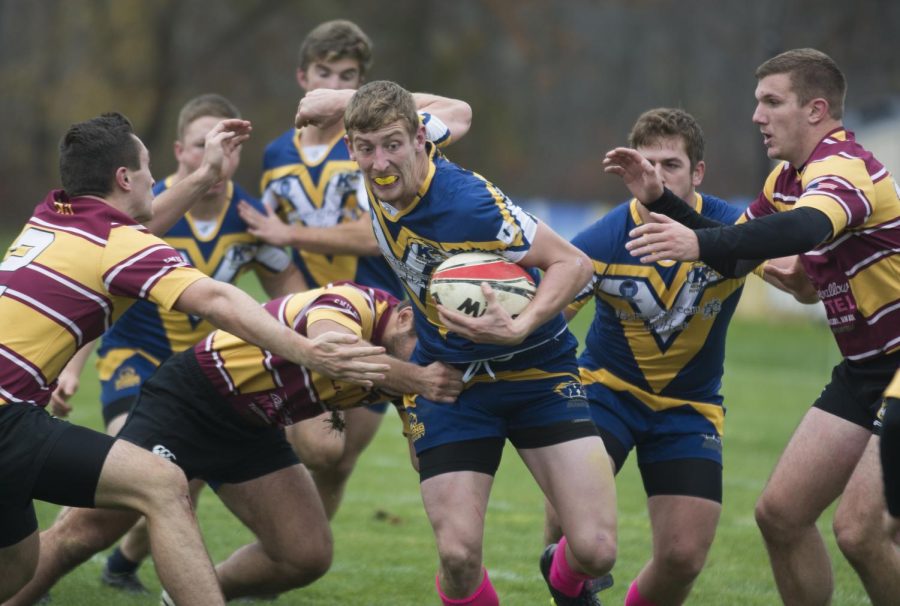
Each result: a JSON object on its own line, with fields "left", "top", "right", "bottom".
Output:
{"left": 539, "top": 543, "right": 603, "bottom": 606}
{"left": 100, "top": 563, "right": 148, "bottom": 594}
{"left": 584, "top": 572, "right": 614, "bottom": 593}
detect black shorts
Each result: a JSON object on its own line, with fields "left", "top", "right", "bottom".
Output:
{"left": 813, "top": 351, "right": 900, "bottom": 431}
{"left": 118, "top": 349, "right": 299, "bottom": 485}
{"left": 0, "top": 403, "right": 114, "bottom": 547}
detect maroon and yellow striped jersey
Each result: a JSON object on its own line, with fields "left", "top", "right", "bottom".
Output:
{"left": 746, "top": 129, "right": 900, "bottom": 360}
{"left": 194, "top": 283, "right": 398, "bottom": 427}
{"left": 0, "top": 190, "right": 206, "bottom": 407}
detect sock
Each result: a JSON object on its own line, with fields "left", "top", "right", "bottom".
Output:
{"left": 549, "top": 536, "right": 593, "bottom": 598}
{"left": 106, "top": 546, "right": 140, "bottom": 575}
{"left": 435, "top": 568, "right": 500, "bottom": 606}
{"left": 625, "top": 580, "right": 657, "bottom": 606}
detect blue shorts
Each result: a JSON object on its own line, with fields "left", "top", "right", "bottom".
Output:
{"left": 584, "top": 380, "right": 723, "bottom": 469}
{"left": 97, "top": 349, "right": 162, "bottom": 425}
{"left": 405, "top": 334, "right": 595, "bottom": 455}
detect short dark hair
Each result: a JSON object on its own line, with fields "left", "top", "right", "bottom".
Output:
{"left": 176, "top": 93, "right": 240, "bottom": 140}
{"left": 756, "top": 48, "right": 846, "bottom": 119}
{"left": 628, "top": 108, "right": 705, "bottom": 169}
{"left": 299, "top": 20, "right": 373, "bottom": 77}
{"left": 344, "top": 80, "right": 418, "bottom": 140}
{"left": 59, "top": 112, "right": 141, "bottom": 198}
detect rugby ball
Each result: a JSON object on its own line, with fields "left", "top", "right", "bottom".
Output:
{"left": 429, "top": 252, "right": 536, "bottom": 318}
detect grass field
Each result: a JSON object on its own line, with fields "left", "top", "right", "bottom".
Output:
{"left": 32, "top": 288, "right": 871, "bottom": 605}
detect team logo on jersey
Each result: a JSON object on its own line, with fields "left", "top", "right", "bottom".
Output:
{"left": 151, "top": 444, "right": 177, "bottom": 461}
{"left": 406, "top": 411, "right": 425, "bottom": 441}
{"left": 701, "top": 433, "right": 722, "bottom": 453}
{"left": 617, "top": 279, "right": 639, "bottom": 300}
{"left": 554, "top": 380, "right": 588, "bottom": 407}
{"left": 114, "top": 366, "right": 142, "bottom": 391}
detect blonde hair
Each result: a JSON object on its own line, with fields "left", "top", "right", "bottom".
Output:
{"left": 344, "top": 80, "right": 418, "bottom": 139}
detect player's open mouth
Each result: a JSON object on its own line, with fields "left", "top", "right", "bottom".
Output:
{"left": 374, "top": 175, "right": 398, "bottom": 186}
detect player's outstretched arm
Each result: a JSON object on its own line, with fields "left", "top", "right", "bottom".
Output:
{"left": 238, "top": 201, "right": 381, "bottom": 256}
{"left": 295, "top": 88, "right": 472, "bottom": 143}
{"left": 145, "top": 119, "right": 252, "bottom": 235}
{"left": 306, "top": 317, "right": 463, "bottom": 403}
{"left": 174, "top": 278, "right": 387, "bottom": 386}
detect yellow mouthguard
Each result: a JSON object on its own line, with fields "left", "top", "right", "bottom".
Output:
{"left": 374, "top": 175, "right": 398, "bottom": 185}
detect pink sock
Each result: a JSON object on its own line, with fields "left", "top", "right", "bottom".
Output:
{"left": 549, "top": 536, "right": 594, "bottom": 598}
{"left": 625, "top": 580, "right": 657, "bottom": 606}
{"left": 435, "top": 568, "right": 500, "bottom": 606}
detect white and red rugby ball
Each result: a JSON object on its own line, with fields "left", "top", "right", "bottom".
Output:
{"left": 429, "top": 252, "right": 536, "bottom": 318}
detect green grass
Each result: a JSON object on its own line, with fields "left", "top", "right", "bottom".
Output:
{"left": 34, "top": 288, "right": 869, "bottom": 605}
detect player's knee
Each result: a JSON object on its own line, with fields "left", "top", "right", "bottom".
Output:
{"left": 833, "top": 512, "right": 882, "bottom": 564}
{"left": 754, "top": 492, "right": 804, "bottom": 538}
{"left": 566, "top": 534, "right": 617, "bottom": 578}
{"left": 437, "top": 541, "right": 483, "bottom": 579}
{"left": 138, "top": 459, "right": 191, "bottom": 513}
{"left": 267, "top": 536, "right": 333, "bottom": 588}
{"left": 300, "top": 446, "right": 344, "bottom": 472}
{"left": 654, "top": 541, "right": 708, "bottom": 582}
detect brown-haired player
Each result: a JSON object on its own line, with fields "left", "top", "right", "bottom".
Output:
{"left": 608, "top": 48, "right": 900, "bottom": 606}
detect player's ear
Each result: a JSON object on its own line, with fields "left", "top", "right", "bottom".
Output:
{"left": 692, "top": 160, "right": 705, "bottom": 187}
{"left": 115, "top": 166, "right": 131, "bottom": 191}
{"left": 296, "top": 67, "right": 309, "bottom": 91}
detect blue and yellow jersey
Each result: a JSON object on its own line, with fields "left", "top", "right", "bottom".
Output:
{"left": 746, "top": 128, "right": 900, "bottom": 361}
{"left": 571, "top": 194, "right": 745, "bottom": 433}
{"left": 98, "top": 178, "right": 291, "bottom": 363}
{"left": 260, "top": 127, "right": 404, "bottom": 297}
{"left": 369, "top": 143, "right": 568, "bottom": 364}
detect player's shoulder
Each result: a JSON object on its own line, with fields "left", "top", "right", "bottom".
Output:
{"left": 262, "top": 128, "right": 300, "bottom": 166}
{"left": 698, "top": 193, "right": 743, "bottom": 223}
{"left": 571, "top": 201, "right": 629, "bottom": 257}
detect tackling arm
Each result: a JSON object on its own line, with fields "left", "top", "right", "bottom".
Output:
{"left": 174, "top": 278, "right": 387, "bottom": 386}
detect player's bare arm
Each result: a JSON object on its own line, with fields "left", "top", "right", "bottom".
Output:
{"left": 238, "top": 201, "right": 381, "bottom": 256}
{"left": 438, "top": 223, "right": 592, "bottom": 346}
{"left": 295, "top": 89, "right": 472, "bottom": 143}
{"left": 49, "top": 340, "right": 96, "bottom": 417}
{"left": 411, "top": 93, "right": 473, "bottom": 142}
{"left": 763, "top": 256, "right": 820, "bottom": 303}
{"left": 174, "top": 278, "right": 388, "bottom": 386}
{"left": 306, "top": 317, "right": 464, "bottom": 403}
{"left": 146, "top": 119, "right": 252, "bottom": 235}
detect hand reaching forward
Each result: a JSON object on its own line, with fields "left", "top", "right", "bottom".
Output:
{"left": 295, "top": 89, "right": 355, "bottom": 129}
{"left": 764, "top": 256, "right": 819, "bottom": 303}
{"left": 303, "top": 331, "right": 389, "bottom": 388}
{"left": 201, "top": 118, "right": 252, "bottom": 183}
{"left": 238, "top": 201, "right": 295, "bottom": 247}
{"left": 414, "top": 362, "right": 464, "bottom": 403}
{"left": 50, "top": 371, "right": 79, "bottom": 417}
{"left": 437, "top": 283, "right": 530, "bottom": 346}
{"left": 603, "top": 147, "right": 664, "bottom": 204}
{"left": 626, "top": 213, "right": 700, "bottom": 263}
